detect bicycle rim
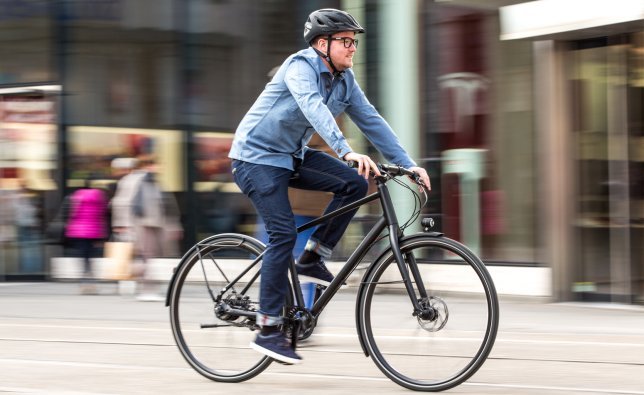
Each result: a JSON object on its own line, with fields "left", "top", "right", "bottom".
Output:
{"left": 169, "top": 234, "right": 278, "bottom": 382}
{"left": 358, "top": 236, "right": 499, "bottom": 391}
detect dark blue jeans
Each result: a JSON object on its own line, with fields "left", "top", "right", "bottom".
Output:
{"left": 232, "top": 150, "right": 368, "bottom": 324}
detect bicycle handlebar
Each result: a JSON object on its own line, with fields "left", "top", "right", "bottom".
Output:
{"left": 346, "top": 160, "right": 426, "bottom": 189}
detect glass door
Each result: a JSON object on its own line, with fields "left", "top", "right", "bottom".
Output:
{"left": 569, "top": 34, "right": 643, "bottom": 303}
{"left": 629, "top": 32, "right": 644, "bottom": 304}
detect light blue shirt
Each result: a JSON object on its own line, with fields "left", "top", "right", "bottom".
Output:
{"left": 229, "top": 47, "right": 416, "bottom": 170}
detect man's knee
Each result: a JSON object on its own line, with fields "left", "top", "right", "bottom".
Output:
{"left": 269, "top": 226, "right": 298, "bottom": 248}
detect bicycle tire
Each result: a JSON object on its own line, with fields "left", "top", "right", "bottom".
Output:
{"left": 357, "top": 234, "right": 499, "bottom": 391}
{"left": 168, "top": 233, "right": 293, "bottom": 382}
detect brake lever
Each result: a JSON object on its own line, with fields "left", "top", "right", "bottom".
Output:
{"left": 408, "top": 171, "right": 421, "bottom": 184}
{"left": 410, "top": 172, "right": 430, "bottom": 194}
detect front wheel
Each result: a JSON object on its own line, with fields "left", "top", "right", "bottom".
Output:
{"left": 357, "top": 235, "right": 499, "bottom": 391}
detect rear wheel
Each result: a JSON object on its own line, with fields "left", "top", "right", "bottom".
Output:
{"left": 357, "top": 235, "right": 499, "bottom": 391}
{"left": 168, "top": 234, "right": 293, "bottom": 382}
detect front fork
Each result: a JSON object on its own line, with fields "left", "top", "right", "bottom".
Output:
{"left": 378, "top": 180, "right": 429, "bottom": 315}
{"left": 387, "top": 226, "right": 429, "bottom": 315}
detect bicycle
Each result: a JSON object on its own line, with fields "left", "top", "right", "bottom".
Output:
{"left": 166, "top": 162, "right": 499, "bottom": 392}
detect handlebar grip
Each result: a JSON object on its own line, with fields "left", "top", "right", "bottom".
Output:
{"left": 380, "top": 163, "right": 414, "bottom": 177}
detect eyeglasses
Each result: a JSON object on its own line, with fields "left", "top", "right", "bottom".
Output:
{"left": 329, "top": 37, "right": 359, "bottom": 49}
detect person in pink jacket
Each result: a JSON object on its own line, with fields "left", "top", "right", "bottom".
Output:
{"left": 65, "top": 177, "right": 109, "bottom": 294}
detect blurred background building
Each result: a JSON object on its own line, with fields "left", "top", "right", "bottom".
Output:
{"left": 0, "top": 0, "right": 641, "bottom": 304}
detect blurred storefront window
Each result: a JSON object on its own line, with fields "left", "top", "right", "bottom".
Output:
{"left": 0, "top": 0, "right": 57, "bottom": 279}
{"left": 1, "top": 93, "right": 58, "bottom": 279}
{"left": 67, "top": 126, "right": 183, "bottom": 191}
{"left": 569, "top": 33, "right": 644, "bottom": 302}
{"left": 425, "top": 2, "right": 537, "bottom": 264}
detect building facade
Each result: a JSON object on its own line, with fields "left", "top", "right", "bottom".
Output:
{"left": 0, "top": 0, "right": 641, "bottom": 305}
{"left": 500, "top": 0, "right": 644, "bottom": 303}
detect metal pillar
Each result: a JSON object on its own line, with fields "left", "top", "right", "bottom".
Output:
{"left": 379, "top": 0, "right": 421, "bottom": 228}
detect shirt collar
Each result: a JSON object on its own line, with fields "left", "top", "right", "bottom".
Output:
{"left": 309, "top": 47, "right": 346, "bottom": 80}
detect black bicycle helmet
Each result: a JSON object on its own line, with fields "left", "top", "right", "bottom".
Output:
{"left": 304, "top": 9, "right": 365, "bottom": 76}
{"left": 303, "top": 8, "right": 365, "bottom": 45}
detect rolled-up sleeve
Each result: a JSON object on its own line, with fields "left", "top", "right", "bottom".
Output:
{"left": 284, "top": 59, "right": 353, "bottom": 159}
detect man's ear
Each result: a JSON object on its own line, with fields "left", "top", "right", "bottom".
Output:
{"left": 317, "top": 37, "right": 327, "bottom": 51}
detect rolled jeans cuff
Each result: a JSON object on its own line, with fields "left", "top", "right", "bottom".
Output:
{"left": 256, "top": 312, "right": 283, "bottom": 327}
{"left": 305, "top": 239, "right": 333, "bottom": 259}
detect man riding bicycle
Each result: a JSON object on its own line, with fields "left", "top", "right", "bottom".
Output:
{"left": 228, "top": 8, "right": 431, "bottom": 365}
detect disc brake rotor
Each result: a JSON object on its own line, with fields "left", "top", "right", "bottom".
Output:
{"left": 417, "top": 296, "right": 449, "bottom": 332}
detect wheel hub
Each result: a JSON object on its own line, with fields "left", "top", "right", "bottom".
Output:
{"left": 416, "top": 296, "right": 449, "bottom": 332}
{"left": 215, "top": 293, "right": 254, "bottom": 322}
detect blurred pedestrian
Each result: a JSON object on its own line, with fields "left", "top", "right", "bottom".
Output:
{"left": 111, "top": 156, "right": 169, "bottom": 301}
{"left": 14, "top": 179, "right": 43, "bottom": 274}
{"left": 109, "top": 157, "right": 138, "bottom": 197}
{"left": 65, "top": 175, "right": 109, "bottom": 294}
{"left": 0, "top": 180, "right": 18, "bottom": 245}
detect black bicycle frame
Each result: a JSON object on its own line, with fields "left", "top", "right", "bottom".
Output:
{"left": 290, "top": 178, "right": 425, "bottom": 317}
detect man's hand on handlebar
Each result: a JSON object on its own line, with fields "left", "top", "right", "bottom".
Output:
{"left": 343, "top": 152, "right": 381, "bottom": 179}
{"left": 409, "top": 166, "right": 431, "bottom": 191}
{"left": 344, "top": 154, "right": 430, "bottom": 191}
